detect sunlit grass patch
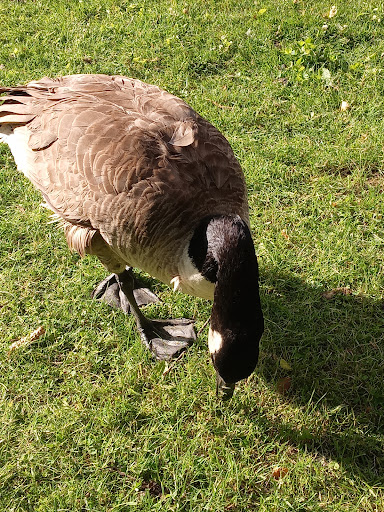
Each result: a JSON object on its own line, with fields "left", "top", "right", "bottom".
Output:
{"left": 1, "top": 0, "right": 384, "bottom": 510}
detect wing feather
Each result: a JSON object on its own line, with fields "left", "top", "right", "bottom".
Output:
{"left": 0, "top": 74, "right": 249, "bottom": 263}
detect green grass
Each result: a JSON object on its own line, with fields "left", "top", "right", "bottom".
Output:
{"left": 1, "top": 0, "right": 384, "bottom": 510}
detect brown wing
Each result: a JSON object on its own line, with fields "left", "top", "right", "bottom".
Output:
{"left": 0, "top": 74, "right": 249, "bottom": 256}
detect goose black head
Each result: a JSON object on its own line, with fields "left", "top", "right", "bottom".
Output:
{"left": 189, "top": 215, "right": 264, "bottom": 399}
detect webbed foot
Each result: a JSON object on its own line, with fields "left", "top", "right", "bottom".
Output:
{"left": 138, "top": 318, "right": 196, "bottom": 360}
{"left": 92, "top": 268, "right": 160, "bottom": 313}
{"left": 92, "top": 269, "right": 196, "bottom": 360}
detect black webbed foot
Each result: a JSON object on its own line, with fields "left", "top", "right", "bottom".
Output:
{"left": 92, "top": 268, "right": 160, "bottom": 314}
{"left": 138, "top": 318, "right": 196, "bottom": 360}
{"left": 93, "top": 269, "right": 196, "bottom": 361}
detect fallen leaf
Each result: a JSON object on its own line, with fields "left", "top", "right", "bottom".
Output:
{"left": 139, "top": 480, "right": 166, "bottom": 498}
{"left": 328, "top": 5, "right": 337, "bottom": 18}
{"left": 321, "top": 67, "right": 332, "bottom": 86}
{"left": 277, "top": 376, "right": 292, "bottom": 394}
{"left": 272, "top": 467, "right": 289, "bottom": 479}
{"left": 281, "top": 229, "right": 289, "bottom": 240}
{"left": 322, "top": 287, "right": 352, "bottom": 299}
{"left": 207, "top": 98, "right": 233, "bottom": 110}
{"left": 280, "top": 358, "right": 292, "bottom": 371}
{"left": 340, "top": 100, "right": 350, "bottom": 111}
{"left": 8, "top": 326, "right": 45, "bottom": 352}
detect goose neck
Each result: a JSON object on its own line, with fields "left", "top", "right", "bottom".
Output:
{"left": 209, "top": 217, "right": 262, "bottom": 330}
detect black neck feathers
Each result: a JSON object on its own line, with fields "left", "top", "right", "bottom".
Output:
{"left": 208, "top": 216, "right": 262, "bottom": 329}
{"left": 189, "top": 215, "right": 264, "bottom": 384}
{"left": 188, "top": 214, "right": 260, "bottom": 293}
{"left": 188, "top": 216, "right": 218, "bottom": 283}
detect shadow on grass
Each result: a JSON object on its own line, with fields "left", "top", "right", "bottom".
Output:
{"left": 247, "top": 269, "right": 384, "bottom": 485}
{"left": 80, "top": 266, "right": 384, "bottom": 487}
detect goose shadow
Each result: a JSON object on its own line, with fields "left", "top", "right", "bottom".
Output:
{"left": 241, "top": 269, "right": 384, "bottom": 485}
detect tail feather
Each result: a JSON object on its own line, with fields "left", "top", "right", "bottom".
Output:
{"left": 0, "top": 114, "right": 35, "bottom": 124}
{"left": 1, "top": 87, "right": 38, "bottom": 126}
{"left": 47, "top": 212, "right": 97, "bottom": 257}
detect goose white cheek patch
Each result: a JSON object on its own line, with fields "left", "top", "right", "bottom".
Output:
{"left": 208, "top": 327, "right": 223, "bottom": 354}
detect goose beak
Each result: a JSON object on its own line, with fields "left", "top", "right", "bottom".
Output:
{"left": 216, "top": 373, "right": 235, "bottom": 400}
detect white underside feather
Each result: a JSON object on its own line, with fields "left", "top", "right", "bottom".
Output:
{"left": 172, "top": 243, "right": 215, "bottom": 300}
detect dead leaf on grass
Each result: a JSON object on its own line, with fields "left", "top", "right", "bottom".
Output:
{"left": 279, "top": 358, "right": 292, "bottom": 371}
{"left": 340, "top": 100, "right": 350, "bottom": 111}
{"left": 8, "top": 326, "right": 45, "bottom": 353}
{"left": 277, "top": 376, "right": 292, "bottom": 394}
{"left": 207, "top": 98, "right": 233, "bottom": 110}
{"left": 272, "top": 467, "right": 289, "bottom": 479}
{"left": 322, "top": 287, "right": 352, "bottom": 299}
{"left": 327, "top": 5, "right": 337, "bottom": 18}
{"left": 139, "top": 480, "right": 166, "bottom": 498}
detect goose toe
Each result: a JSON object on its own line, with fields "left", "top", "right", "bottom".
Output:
{"left": 92, "top": 269, "right": 160, "bottom": 313}
{"left": 216, "top": 373, "right": 236, "bottom": 400}
{"left": 140, "top": 318, "right": 196, "bottom": 360}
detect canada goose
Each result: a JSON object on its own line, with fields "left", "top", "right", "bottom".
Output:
{"left": 0, "top": 74, "right": 264, "bottom": 399}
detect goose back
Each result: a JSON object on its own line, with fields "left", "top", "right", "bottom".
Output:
{"left": 0, "top": 74, "right": 249, "bottom": 286}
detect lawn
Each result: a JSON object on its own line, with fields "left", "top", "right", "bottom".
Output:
{"left": 0, "top": 0, "right": 383, "bottom": 510}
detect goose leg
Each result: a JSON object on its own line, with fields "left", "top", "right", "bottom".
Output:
{"left": 92, "top": 267, "right": 160, "bottom": 313}
{"left": 114, "top": 271, "right": 196, "bottom": 360}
